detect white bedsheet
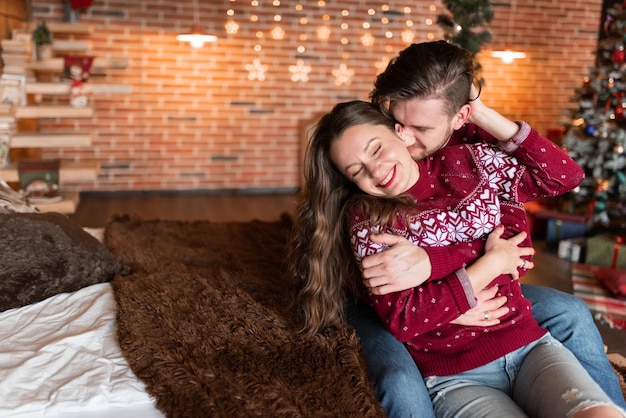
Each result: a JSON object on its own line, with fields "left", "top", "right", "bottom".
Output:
{"left": 0, "top": 282, "right": 164, "bottom": 418}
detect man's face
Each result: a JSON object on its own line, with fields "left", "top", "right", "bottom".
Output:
{"left": 391, "top": 97, "right": 458, "bottom": 161}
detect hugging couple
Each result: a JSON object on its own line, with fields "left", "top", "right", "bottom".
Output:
{"left": 290, "top": 40, "right": 626, "bottom": 418}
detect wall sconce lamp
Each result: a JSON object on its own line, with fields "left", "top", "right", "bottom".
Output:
{"left": 177, "top": 0, "right": 217, "bottom": 48}
{"left": 177, "top": 27, "right": 217, "bottom": 48}
{"left": 490, "top": 0, "right": 525, "bottom": 64}
{"left": 490, "top": 49, "right": 526, "bottom": 64}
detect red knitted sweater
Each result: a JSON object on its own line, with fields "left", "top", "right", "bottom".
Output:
{"left": 346, "top": 122, "right": 584, "bottom": 376}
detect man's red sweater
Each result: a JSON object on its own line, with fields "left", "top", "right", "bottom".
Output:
{"left": 346, "top": 122, "right": 584, "bottom": 376}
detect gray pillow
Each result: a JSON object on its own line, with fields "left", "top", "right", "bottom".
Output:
{"left": 0, "top": 212, "right": 128, "bottom": 312}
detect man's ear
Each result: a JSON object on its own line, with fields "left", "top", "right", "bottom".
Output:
{"left": 451, "top": 103, "right": 471, "bottom": 130}
{"left": 395, "top": 123, "right": 416, "bottom": 146}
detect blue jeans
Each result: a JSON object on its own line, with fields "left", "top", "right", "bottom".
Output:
{"left": 425, "top": 334, "right": 622, "bottom": 418}
{"left": 523, "top": 284, "right": 626, "bottom": 409}
{"left": 346, "top": 295, "right": 433, "bottom": 418}
{"left": 346, "top": 284, "right": 626, "bottom": 418}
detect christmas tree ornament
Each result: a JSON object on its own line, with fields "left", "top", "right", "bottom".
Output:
{"left": 612, "top": 45, "right": 626, "bottom": 63}
{"left": 618, "top": 99, "right": 626, "bottom": 121}
{"left": 604, "top": 14, "right": 616, "bottom": 36}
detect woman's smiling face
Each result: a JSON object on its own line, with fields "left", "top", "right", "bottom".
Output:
{"left": 329, "top": 123, "right": 420, "bottom": 197}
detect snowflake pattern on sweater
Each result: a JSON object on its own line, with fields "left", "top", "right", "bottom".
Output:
{"left": 346, "top": 122, "right": 584, "bottom": 377}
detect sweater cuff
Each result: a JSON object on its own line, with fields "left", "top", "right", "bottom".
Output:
{"left": 423, "top": 246, "right": 458, "bottom": 280}
{"left": 498, "top": 121, "right": 531, "bottom": 153}
{"left": 452, "top": 268, "right": 477, "bottom": 310}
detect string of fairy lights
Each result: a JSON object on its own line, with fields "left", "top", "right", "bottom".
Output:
{"left": 223, "top": 0, "right": 443, "bottom": 85}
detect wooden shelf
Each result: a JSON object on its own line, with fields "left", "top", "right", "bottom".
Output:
{"left": 2, "top": 21, "right": 129, "bottom": 215}
{"left": 15, "top": 105, "right": 94, "bottom": 119}
{"left": 27, "top": 57, "right": 129, "bottom": 72}
{"left": 10, "top": 132, "right": 92, "bottom": 148}
{"left": 34, "top": 191, "right": 80, "bottom": 214}
{"left": 1, "top": 39, "right": 31, "bottom": 53}
{"left": 52, "top": 40, "right": 91, "bottom": 52}
{"left": 28, "top": 22, "right": 94, "bottom": 34}
{"left": 28, "top": 21, "right": 93, "bottom": 35}
{"left": 0, "top": 161, "right": 99, "bottom": 183}
{"left": 26, "top": 82, "right": 131, "bottom": 95}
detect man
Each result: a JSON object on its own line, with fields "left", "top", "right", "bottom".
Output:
{"left": 346, "top": 40, "right": 625, "bottom": 417}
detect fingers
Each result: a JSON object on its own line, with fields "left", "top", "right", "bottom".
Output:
{"left": 361, "top": 234, "right": 403, "bottom": 270}
{"left": 368, "top": 232, "right": 404, "bottom": 246}
{"left": 367, "top": 283, "right": 402, "bottom": 296}
{"left": 475, "top": 286, "right": 499, "bottom": 303}
{"left": 517, "top": 258, "right": 535, "bottom": 271}
{"left": 478, "top": 295, "right": 508, "bottom": 313}
{"left": 481, "top": 305, "right": 509, "bottom": 325}
{"left": 450, "top": 286, "right": 509, "bottom": 327}
{"left": 450, "top": 305, "right": 507, "bottom": 326}
{"left": 506, "top": 230, "right": 528, "bottom": 245}
{"left": 362, "top": 275, "right": 387, "bottom": 290}
{"left": 367, "top": 284, "right": 387, "bottom": 296}
{"left": 364, "top": 276, "right": 411, "bottom": 295}
{"left": 452, "top": 296, "right": 509, "bottom": 326}
{"left": 485, "top": 225, "right": 504, "bottom": 243}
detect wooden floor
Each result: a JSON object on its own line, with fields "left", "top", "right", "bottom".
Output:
{"left": 70, "top": 191, "right": 298, "bottom": 228}
{"left": 70, "top": 191, "right": 625, "bottom": 356}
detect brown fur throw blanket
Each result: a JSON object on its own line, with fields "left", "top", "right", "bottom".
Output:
{"left": 105, "top": 214, "right": 384, "bottom": 418}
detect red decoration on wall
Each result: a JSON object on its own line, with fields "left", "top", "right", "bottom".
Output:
{"left": 69, "top": 0, "right": 93, "bottom": 10}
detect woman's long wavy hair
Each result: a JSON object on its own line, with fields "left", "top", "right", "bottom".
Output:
{"left": 289, "top": 100, "right": 412, "bottom": 337}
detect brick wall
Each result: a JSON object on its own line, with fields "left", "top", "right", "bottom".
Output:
{"left": 25, "top": 0, "right": 602, "bottom": 192}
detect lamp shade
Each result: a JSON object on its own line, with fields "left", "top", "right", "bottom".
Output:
{"left": 177, "top": 26, "right": 217, "bottom": 49}
{"left": 490, "top": 50, "right": 526, "bottom": 64}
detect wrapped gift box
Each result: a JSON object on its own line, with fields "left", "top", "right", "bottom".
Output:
{"left": 546, "top": 217, "right": 587, "bottom": 246}
{"left": 585, "top": 234, "right": 626, "bottom": 269}
{"left": 524, "top": 201, "right": 589, "bottom": 243}
{"left": 572, "top": 264, "right": 626, "bottom": 331}
{"left": 557, "top": 237, "right": 586, "bottom": 262}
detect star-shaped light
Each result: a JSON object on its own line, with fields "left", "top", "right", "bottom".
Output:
{"left": 361, "top": 32, "right": 375, "bottom": 46}
{"left": 245, "top": 58, "right": 268, "bottom": 81}
{"left": 332, "top": 63, "right": 354, "bottom": 86}
{"left": 289, "top": 59, "right": 312, "bottom": 82}
{"left": 401, "top": 29, "right": 414, "bottom": 43}
{"left": 271, "top": 26, "right": 285, "bottom": 40}
{"left": 375, "top": 57, "right": 390, "bottom": 75}
{"left": 317, "top": 25, "right": 331, "bottom": 41}
{"left": 225, "top": 20, "right": 239, "bottom": 35}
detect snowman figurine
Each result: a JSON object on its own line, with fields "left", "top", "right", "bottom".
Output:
{"left": 69, "top": 64, "right": 88, "bottom": 107}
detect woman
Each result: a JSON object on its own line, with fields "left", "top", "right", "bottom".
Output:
{"left": 291, "top": 100, "right": 624, "bottom": 417}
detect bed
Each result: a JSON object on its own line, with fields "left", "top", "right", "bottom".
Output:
{"left": 0, "top": 281, "right": 164, "bottom": 418}
{"left": 0, "top": 207, "right": 165, "bottom": 417}
{"left": 0, "top": 183, "right": 624, "bottom": 416}
{"left": 0, "top": 203, "right": 383, "bottom": 417}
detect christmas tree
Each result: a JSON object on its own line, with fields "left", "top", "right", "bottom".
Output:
{"left": 561, "top": 1, "right": 626, "bottom": 231}
{"left": 437, "top": 0, "right": 494, "bottom": 85}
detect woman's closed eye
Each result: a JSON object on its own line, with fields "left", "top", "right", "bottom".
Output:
{"left": 349, "top": 166, "right": 363, "bottom": 178}
{"left": 349, "top": 146, "right": 381, "bottom": 178}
